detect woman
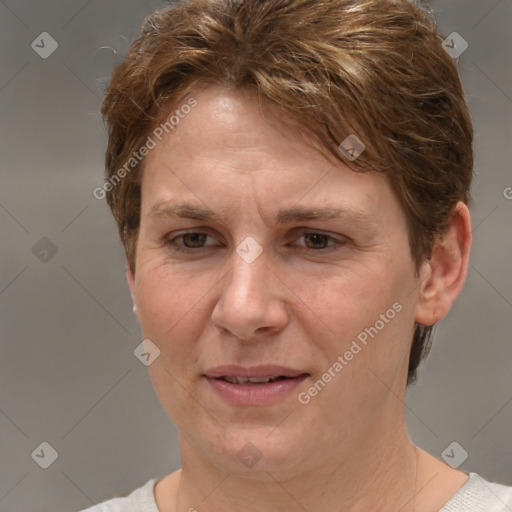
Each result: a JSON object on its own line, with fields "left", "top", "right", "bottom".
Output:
{"left": 82, "top": 0, "right": 512, "bottom": 510}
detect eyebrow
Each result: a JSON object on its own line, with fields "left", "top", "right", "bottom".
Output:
{"left": 147, "top": 201, "right": 373, "bottom": 225}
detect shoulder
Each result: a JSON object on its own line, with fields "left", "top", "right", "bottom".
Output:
{"left": 76, "top": 479, "right": 159, "bottom": 512}
{"left": 440, "top": 472, "right": 512, "bottom": 511}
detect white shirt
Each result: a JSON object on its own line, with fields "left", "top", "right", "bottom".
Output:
{"left": 78, "top": 472, "right": 512, "bottom": 512}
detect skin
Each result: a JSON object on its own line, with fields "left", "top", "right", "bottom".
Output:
{"left": 127, "top": 84, "right": 472, "bottom": 512}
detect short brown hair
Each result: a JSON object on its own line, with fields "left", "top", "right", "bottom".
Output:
{"left": 100, "top": 0, "right": 473, "bottom": 385}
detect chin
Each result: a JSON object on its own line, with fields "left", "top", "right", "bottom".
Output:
{"left": 204, "top": 426, "right": 308, "bottom": 477}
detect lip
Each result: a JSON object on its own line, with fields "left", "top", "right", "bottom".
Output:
{"left": 203, "top": 365, "right": 309, "bottom": 406}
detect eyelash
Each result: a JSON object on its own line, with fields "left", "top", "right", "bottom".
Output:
{"left": 165, "top": 230, "right": 346, "bottom": 254}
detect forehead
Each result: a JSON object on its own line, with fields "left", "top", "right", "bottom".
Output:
{"left": 140, "top": 85, "right": 400, "bottom": 227}
{"left": 153, "top": 85, "right": 327, "bottom": 168}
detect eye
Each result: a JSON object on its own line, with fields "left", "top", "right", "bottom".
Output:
{"left": 292, "top": 230, "right": 346, "bottom": 253}
{"left": 166, "top": 231, "right": 220, "bottom": 253}
{"left": 165, "top": 229, "right": 346, "bottom": 255}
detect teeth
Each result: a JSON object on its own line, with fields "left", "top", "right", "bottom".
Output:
{"left": 248, "top": 377, "right": 275, "bottom": 383}
{"left": 223, "top": 376, "right": 281, "bottom": 384}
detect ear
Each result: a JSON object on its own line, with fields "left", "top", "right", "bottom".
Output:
{"left": 126, "top": 259, "right": 139, "bottom": 321}
{"left": 414, "top": 201, "right": 472, "bottom": 326}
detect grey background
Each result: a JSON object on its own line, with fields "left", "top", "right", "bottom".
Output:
{"left": 0, "top": 1, "right": 511, "bottom": 511}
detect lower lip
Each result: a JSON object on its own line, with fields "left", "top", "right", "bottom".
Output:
{"left": 204, "top": 375, "right": 309, "bottom": 406}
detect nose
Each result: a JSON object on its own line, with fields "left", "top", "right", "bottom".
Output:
{"left": 211, "top": 242, "right": 289, "bottom": 342}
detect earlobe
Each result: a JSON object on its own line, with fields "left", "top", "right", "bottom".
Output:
{"left": 414, "top": 202, "right": 472, "bottom": 326}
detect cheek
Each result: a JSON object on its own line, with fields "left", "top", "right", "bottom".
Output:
{"left": 293, "top": 264, "right": 395, "bottom": 334}
{"left": 296, "top": 262, "right": 414, "bottom": 377}
{"left": 134, "top": 265, "right": 209, "bottom": 421}
{"left": 135, "top": 264, "right": 208, "bottom": 353}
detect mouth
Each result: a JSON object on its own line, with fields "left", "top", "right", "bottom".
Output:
{"left": 203, "top": 366, "right": 309, "bottom": 405}
{"left": 215, "top": 375, "right": 303, "bottom": 384}
{"left": 204, "top": 364, "right": 308, "bottom": 380}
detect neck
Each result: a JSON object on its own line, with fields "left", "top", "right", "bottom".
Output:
{"left": 173, "top": 422, "right": 419, "bottom": 512}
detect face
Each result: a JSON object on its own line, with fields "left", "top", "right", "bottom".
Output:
{"left": 127, "top": 85, "right": 426, "bottom": 476}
